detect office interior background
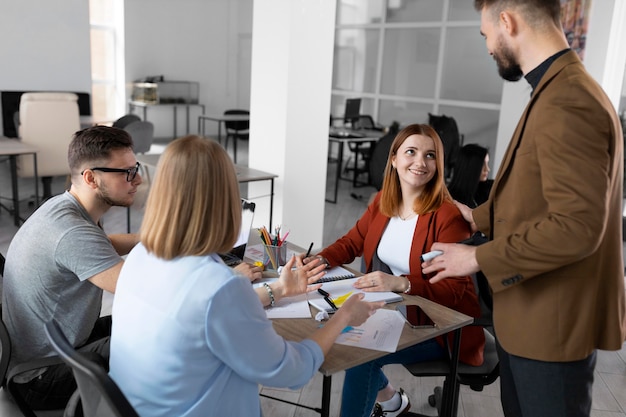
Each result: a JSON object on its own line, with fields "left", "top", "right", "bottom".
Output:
{"left": 0, "top": 0, "right": 625, "bottom": 247}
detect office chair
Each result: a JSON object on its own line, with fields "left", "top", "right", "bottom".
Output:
{"left": 403, "top": 271, "right": 498, "bottom": 417}
{"left": 44, "top": 320, "right": 139, "bottom": 417}
{"left": 112, "top": 114, "right": 141, "bottom": 129}
{"left": 223, "top": 109, "right": 249, "bottom": 163}
{"left": 368, "top": 122, "right": 399, "bottom": 191}
{"left": 17, "top": 92, "right": 81, "bottom": 200}
{"left": 428, "top": 114, "right": 462, "bottom": 182}
{"left": 344, "top": 115, "right": 382, "bottom": 188}
{"left": 1, "top": 316, "right": 67, "bottom": 416}
{"left": 123, "top": 120, "right": 154, "bottom": 184}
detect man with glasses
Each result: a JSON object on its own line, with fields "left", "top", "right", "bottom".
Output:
{"left": 2, "top": 125, "right": 142, "bottom": 411}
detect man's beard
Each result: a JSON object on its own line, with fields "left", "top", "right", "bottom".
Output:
{"left": 494, "top": 36, "right": 523, "bottom": 82}
{"left": 96, "top": 182, "right": 133, "bottom": 207}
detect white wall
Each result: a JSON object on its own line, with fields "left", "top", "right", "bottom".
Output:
{"left": 124, "top": 0, "right": 252, "bottom": 138}
{"left": 0, "top": 0, "right": 91, "bottom": 130}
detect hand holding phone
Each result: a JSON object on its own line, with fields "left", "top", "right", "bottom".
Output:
{"left": 397, "top": 304, "right": 437, "bottom": 328}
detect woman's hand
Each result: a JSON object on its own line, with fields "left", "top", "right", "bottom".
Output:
{"left": 271, "top": 255, "right": 325, "bottom": 300}
{"left": 303, "top": 254, "right": 328, "bottom": 269}
{"left": 354, "top": 271, "right": 407, "bottom": 292}
{"left": 233, "top": 262, "right": 263, "bottom": 282}
{"left": 333, "top": 293, "right": 385, "bottom": 327}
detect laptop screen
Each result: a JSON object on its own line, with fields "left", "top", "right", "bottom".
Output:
{"left": 229, "top": 199, "right": 256, "bottom": 260}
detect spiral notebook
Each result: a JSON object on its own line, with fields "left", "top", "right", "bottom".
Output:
{"left": 315, "top": 266, "right": 355, "bottom": 283}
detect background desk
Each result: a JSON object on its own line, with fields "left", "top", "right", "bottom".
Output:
{"left": 0, "top": 138, "right": 39, "bottom": 226}
{"left": 135, "top": 153, "right": 277, "bottom": 230}
{"left": 129, "top": 101, "right": 206, "bottom": 138}
{"left": 198, "top": 114, "right": 250, "bottom": 163}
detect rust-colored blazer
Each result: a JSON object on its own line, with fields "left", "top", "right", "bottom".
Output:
{"left": 474, "top": 50, "right": 626, "bottom": 361}
{"left": 320, "top": 194, "right": 485, "bottom": 366}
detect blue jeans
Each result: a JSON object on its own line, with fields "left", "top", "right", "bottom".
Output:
{"left": 341, "top": 338, "right": 446, "bottom": 417}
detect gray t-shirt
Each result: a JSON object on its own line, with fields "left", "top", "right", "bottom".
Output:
{"left": 2, "top": 191, "right": 121, "bottom": 379}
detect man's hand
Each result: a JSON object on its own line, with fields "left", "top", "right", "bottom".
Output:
{"left": 453, "top": 200, "right": 478, "bottom": 233}
{"left": 421, "top": 242, "right": 480, "bottom": 283}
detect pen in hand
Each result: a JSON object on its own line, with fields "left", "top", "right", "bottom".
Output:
{"left": 305, "top": 242, "right": 314, "bottom": 258}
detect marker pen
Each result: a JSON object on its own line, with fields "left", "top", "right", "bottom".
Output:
{"left": 420, "top": 250, "right": 443, "bottom": 262}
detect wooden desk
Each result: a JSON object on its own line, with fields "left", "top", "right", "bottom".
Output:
{"left": 258, "top": 251, "right": 472, "bottom": 417}
{"left": 135, "top": 153, "right": 277, "bottom": 230}
{"left": 268, "top": 295, "right": 471, "bottom": 417}
{"left": 327, "top": 129, "right": 381, "bottom": 203}
{"left": 0, "top": 138, "right": 39, "bottom": 226}
{"left": 129, "top": 101, "right": 206, "bottom": 138}
{"left": 197, "top": 114, "right": 250, "bottom": 163}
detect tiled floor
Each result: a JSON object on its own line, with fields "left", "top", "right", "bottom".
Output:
{"left": 0, "top": 140, "right": 625, "bottom": 417}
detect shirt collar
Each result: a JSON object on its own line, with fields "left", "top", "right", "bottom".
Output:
{"left": 524, "top": 48, "right": 570, "bottom": 92}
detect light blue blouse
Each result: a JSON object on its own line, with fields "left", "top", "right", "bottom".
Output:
{"left": 110, "top": 244, "right": 323, "bottom": 417}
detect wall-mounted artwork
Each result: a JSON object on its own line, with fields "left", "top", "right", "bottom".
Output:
{"left": 561, "top": 0, "right": 592, "bottom": 60}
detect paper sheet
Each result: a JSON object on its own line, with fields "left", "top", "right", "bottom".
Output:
{"left": 335, "top": 308, "right": 405, "bottom": 352}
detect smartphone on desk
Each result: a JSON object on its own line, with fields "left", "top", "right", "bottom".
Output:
{"left": 397, "top": 305, "right": 437, "bottom": 328}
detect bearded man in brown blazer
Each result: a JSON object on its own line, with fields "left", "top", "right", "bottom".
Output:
{"left": 423, "top": 1, "right": 626, "bottom": 416}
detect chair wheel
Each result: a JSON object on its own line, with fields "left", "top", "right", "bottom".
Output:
{"left": 428, "top": 394, "right": 436, "bottom": 407}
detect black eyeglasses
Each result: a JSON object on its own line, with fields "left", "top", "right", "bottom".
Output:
{"left": 82, "top": 162, "right": 141, "bottom": 182}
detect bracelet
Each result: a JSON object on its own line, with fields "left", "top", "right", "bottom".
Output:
{"left": 402, "top": 275, "right": 411, "bottom": 294}
{"left": 263, "top": 283, "right": 275, "bottom": 307}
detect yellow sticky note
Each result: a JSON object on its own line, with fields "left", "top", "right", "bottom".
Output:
{"left": 332, "top": 291, "right": 353, "bottom": 307}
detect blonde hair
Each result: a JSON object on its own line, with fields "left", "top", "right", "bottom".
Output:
{"left": 379, "top": 124, "right": 451, "bottom": 216}
{"left": 140, "top": 136, "right": 241, "bottom": 259}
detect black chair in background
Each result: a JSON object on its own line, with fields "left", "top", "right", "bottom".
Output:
{"left": 223, "top": 109, "right": 249, "bottom": 164}
{"left": 368, "top": 121, "right": 399, "bottom": 192}
{"left": 344, "top": 115, "right": 384, "bottom": 188}
{"left": 428, "top": 113, "right": 463, "bottom": 181}
{"left": 111, "top": 114, "right": 141, "bottom": 129}
{"left": 44, "top": 320, "right": 139, "bottom": 417}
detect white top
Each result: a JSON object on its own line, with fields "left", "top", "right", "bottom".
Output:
{"left": 377, "top": 215, "right": 419, "bottom": 275}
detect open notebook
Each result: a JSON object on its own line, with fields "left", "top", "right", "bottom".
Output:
{"left": 308, "top": 277, "right": 403, "bottom": 313}
{"left": 315, "top": 266, "right": 355, "bottom": 283}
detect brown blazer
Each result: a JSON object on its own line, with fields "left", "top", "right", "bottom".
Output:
{"left": 473, "top": 50, "right": 626, "bottom": 362}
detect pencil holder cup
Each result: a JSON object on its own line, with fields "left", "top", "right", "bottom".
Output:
{"left": 263, "top": 244, "right": 287, "bottom": 270}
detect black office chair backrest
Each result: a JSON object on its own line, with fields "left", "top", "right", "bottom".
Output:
{"left": 368, "top": 122, "right": 400, "bottom": 191}
{"left": 44, "top": 320, "right": 139, "bottom": 417}
{"left": 224, "top": 109, "right": 250, "bottom": 132}
{"left": 428, "top": 113, "right": 461, "bottom": 180}
{"left": 123, "top": 120, "right": 154, "bottom": 154}
{"left": 112, "top": 114, "right": 141, "bottom": 129}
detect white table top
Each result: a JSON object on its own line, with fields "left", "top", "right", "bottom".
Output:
{"left": 0, "top": 137, "right": 38, "bottom": 155}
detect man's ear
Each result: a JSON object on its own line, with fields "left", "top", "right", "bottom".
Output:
{"left": 82, "top": 169, "right": 99, "bottom": 189}
{"left": 499, "top": 11, "right": 518, "bottom": 36}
